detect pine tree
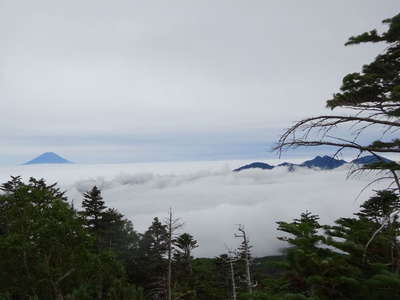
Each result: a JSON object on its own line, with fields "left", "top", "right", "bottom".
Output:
{"left": 100, "top": 208, "right": 139, "bottom": 263}
{"left": 132, "top": 217, "right": 168, "bottom": 300}
{"left": 328, "top": 190, "right": 400, "bottom": 271}
{"left": 276, "top": 13, "right": 400, "bottom": 192}
{"left": 0, "top": 175, "right": 23, "bottom": 194}
{"left": 174, "top": 233, "right": 198, "bottom": 274}
{"left": 80, "top": 186, "right": 106, "bottom": 233}
{"left": 356, "top": 190, "right": 400, "bottom": 223}
{"left": 173, "top": 233, "right": 199, "bottom": 299}
{"left": 276, "top": 212, "right": 333, "bottom": 296}
{"left": 264, "top": 193, "right": 400, "bottom": 299}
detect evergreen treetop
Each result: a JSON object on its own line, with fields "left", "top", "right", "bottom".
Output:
{"left": 81, "top": 185, "right": 106, "bottom": 230}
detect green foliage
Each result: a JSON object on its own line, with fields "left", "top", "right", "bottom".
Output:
{"left": 80, "top": 185, "right": 106, "bottom": 232}
{"left": 328, "top": 13, "right": 400, "bottom": 110}
{"left": 263, "top": 190, "right": 400, "bottom": 300}
{"left": 191, "top": 258, "right": 229, "bottom": 300}
{"left": 98, "top": 207, "right": 139, "bottom": 263}
{"left": 129, "top": 217, "right": 169, "bottom": 299}
{"left": 2, "top": 182, "right": 400, "bottom": 299}
{"left": 174, "top": 233, "right": 198, "bottom": 261}
{"left": 0, "top": 177, "right": 136, "bottom": 299}
{"left": 79, "top": 186, "right": 139, "bottom": 266}
{"left": 356, "top": 190, "right": 400, "bottom": 221}
{"left": 172, "top": 233, "right": 199, "bottom": 299}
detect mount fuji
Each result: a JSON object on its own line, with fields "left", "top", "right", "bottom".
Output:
{"left": 23, "top": 152, "right": 73, "bottom": 165}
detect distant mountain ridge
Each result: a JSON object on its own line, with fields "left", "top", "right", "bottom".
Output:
{"left": 351, "top": 155, "right": 392, "bottom": 165}
{"left": 233, "top": 155, "right": 394, "bottom": 172}
{"left": 233, "top": 162, "right": 274, "bottom": 172}
{"left": 300, "top": 155, "right": 347, "bottom": 170}
{"left": 23, "top": 152, "right": 72, "bottom": 165}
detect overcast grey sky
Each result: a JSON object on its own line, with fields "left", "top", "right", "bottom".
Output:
{"left": 1, "top": 1, "right": 399, "bottom": 164}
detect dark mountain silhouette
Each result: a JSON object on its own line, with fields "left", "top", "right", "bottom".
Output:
{"left": 233, "top": 154, "right": 393, "bottom": 172}
{"left": 233, "top": 156, "right": 347, "bottom": 172}
{"left": 23, "top": 152, "right": 73, "bottom": 165}
{"left": 233, "top": 162, "right": 274, "bottom": 172}
{"left": 351, "top": 155, "right": 393, "bottom": 165}
{"left": 300, "top": 155, "right": 347, "bottom": 170}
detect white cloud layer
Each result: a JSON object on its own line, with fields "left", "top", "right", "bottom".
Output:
{"left": 0, "top": 159, "right": 391, "bottom": 257}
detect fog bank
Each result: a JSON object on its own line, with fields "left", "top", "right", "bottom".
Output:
{"left": 0, "top": 160, "right": 389, "bottom": 257}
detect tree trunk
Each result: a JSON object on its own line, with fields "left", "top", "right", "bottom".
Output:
{"left": 235, "top": 225, "right": 253, "bottom": 294}
{"left": 229, "top": 256, "right": 237, "bottom": 300}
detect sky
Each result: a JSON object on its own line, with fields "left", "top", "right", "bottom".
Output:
{"left": 0, "top": 160, "right": 391, "bottom": 257}
{"left": 1, "top": 1, "right": 400, "bottom": 164}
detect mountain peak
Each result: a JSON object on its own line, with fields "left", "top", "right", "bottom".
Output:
{"left": 233, "top": 162, "right": 274, "bottom": 172}
{"left": 351, "top": 155, "right": 393, "bottom": 165}
{"left": 301, "top": 155, "right": 347, "bottom": 169}
{"left": 23, "top": 152, "right": 73, "bottom": 165}
{"left": 232, "top": 154, "right": 393, "bottom": 173}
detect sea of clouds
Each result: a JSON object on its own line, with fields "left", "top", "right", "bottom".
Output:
{"left": 0, "top": 159, "right": 390, "bottom": 257}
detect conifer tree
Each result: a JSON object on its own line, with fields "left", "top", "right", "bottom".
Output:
{"left": 0, "top": 175, "right": 23, "bottom": 194}
{"left": 276, "top": 13, "right": 400, "bottom": 192}
{"left": 132, "top": 217, "right": 168, "bottom": 300}
{"left": 328, "top": 190, "right": 400, "bottom": 271}
{"left": 356, "top": 190, "right": 400, "bottom": 223}
{"left": 80, "top": 186, "right": 106, "bottom": 233}
{"left": 260, "top": 193, "right": 400, "bottom": 299}
{"left": 276, "top": 212, "right": 331, "bottom": 296}
{"left": 101, "top": 207, "right": 139, "bottom": 263}
{"left": 173, "top": 233, "right": 199, "bottom": 299}
{"left": 174, "top": 233, "right": 198, "bottom": 274}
